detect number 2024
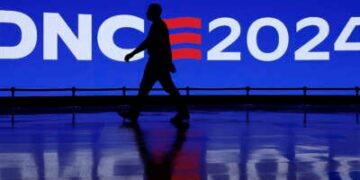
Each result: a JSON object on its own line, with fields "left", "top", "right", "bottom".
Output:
{"left": 207, "top": 17, "right": 360, "bottom": 61}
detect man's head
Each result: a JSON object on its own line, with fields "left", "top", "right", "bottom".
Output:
{"left": 146, "top": 3, "right": 162, "bottom": 21}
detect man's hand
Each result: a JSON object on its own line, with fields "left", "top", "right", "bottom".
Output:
{"left": 125, "top": 53, "right": 135, "bottom": 62}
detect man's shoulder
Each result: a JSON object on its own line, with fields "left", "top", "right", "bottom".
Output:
{"left": 153, "top": 20, "right": 167, "bottom": 28}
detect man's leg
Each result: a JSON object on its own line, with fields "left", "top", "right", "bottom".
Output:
{"left": 122, "top": 68, "right": 157, "bottom": 121}
{"left": 159, "top": 72, "right": 189, "bottom": 121}
{"left": 131, "top": 71, "right": 157, "bottom": 115}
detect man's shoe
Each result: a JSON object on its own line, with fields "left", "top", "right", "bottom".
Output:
{"left": 171, "top": 112, "right": 190, "bottom": 125}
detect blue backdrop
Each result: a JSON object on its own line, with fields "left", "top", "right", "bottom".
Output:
{"left": 0, "top": 0, "right": 360, "bottom": 95}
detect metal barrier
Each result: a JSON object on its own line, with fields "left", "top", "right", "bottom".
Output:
{"left": 1, "top": 86, "right": 360, "bottom": 97}
{"left": 2, "top": 86, "right": 360, "bottom": 127}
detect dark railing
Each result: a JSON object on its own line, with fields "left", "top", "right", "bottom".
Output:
{"left": 1, "top": 86, "right": 360, "bottom": 97}
{"left": 2, "top": 86, "right": 360, "bottom": 127}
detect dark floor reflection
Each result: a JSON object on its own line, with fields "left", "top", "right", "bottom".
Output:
{"left": 128, "top": 123, "right": 194, "bottom": 180}
{"left": 0, "top": 110, "right": 360, "bottom": 179}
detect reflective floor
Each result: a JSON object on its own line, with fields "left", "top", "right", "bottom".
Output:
{"left": 0, "top": 109, "right": 360, "bottom": 179}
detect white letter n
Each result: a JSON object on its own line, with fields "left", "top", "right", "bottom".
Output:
{"left": 44, "top": 13, "right": 92, "bottom": 60}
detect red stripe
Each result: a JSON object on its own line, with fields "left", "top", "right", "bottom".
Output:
{"left": 170, "top": 33, "right": 202, "bottom": 45}
{"left": 172, "top": 48, "right": 202, "bottom": 60}
{"left": 164, "top": 17, "right": 202, "bottom": 29}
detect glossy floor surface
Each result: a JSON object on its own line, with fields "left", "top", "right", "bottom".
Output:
{"left": 0, "top": 109, "right": 360, "bottom": 179}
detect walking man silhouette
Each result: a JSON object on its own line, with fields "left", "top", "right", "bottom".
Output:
{"left": 120, "top": 3, "right": 190, "bottom": 125}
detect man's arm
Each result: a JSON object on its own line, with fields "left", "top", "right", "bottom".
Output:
{"left": 125, "top": 38, "right": 148, "bottom": 62}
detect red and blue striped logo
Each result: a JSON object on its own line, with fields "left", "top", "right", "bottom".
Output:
{"left": 164, "top": 17, "right": 202, "bottom": 60}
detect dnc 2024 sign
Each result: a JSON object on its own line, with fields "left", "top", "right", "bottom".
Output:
{"left": 0, "top": 0, "right": 359, "bottom": 92}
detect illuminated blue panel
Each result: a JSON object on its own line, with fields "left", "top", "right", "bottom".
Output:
{"left": 0, "top": 0, "right": 359, "bottom": 95}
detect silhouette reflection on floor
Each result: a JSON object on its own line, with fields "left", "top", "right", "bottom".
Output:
{"left": 0, "top": 109, "right": 360, "bottom": 179}
{"left": 128, "top": 122, "right": 195, "bottom": 180}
